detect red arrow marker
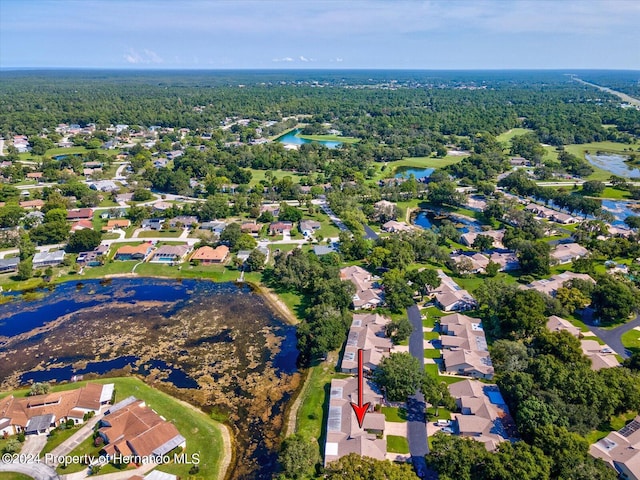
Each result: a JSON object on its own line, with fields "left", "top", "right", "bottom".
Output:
{"left": 350, "top": 348, "right": 370, "bottom": 428}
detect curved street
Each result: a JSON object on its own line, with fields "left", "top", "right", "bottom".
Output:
{"left": 0, "top": 461, "right": 60, "bottom": 480}
{"left": 587, "top": 314, "right": 640, "bottom": 359}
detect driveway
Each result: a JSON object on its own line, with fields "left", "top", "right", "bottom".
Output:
{"left": 45, "top": 411, "right": 105, "bottom": 467}
{"left": 586, "top": 313, "right": 640, "bottom": 359}
{"left": 0, "top": 462, "right": 60, "bottom": 480}
{"left": 21, "top": 434, "right": 48, "bottom": 457}
{"left": 362, "top": 224, "right": 379, "bottom": 241}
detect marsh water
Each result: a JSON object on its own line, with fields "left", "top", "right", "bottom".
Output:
{"left": 585, "top": 153, "right": 640, "bottom": 178}
{"left": 0, "top": 278, "right": 300, "bottom": 479}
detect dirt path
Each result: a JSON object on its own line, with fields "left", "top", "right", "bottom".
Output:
{"left": 284, "top": 368, "right": 311, "bottom": 437}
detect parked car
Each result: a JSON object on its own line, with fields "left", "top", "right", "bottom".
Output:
{"left": 435, "top": 420, "right": 451, "bottom": 427}
{"left": 441, "top": 426, "right": 454, "bottom": 434}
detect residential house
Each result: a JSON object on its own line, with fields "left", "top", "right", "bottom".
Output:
{"left": 241, "top": 222, "right": 262, "bottom": 237}
{"left": 98, "top": 398, "right": 185, "bottom": 464}
{"left": 149, "top": 245, "right": 191, "bottom": 263}
{"left": 448, "top": 380, "right": 515, "bottom": 451}
{"left": 89, "top": 180, "right": 119, "bottom": 193}
{"left": 550, "top": 242, "right": 589, "bottom": 264}
{"left": 340, "top": 266, "right": 384, "bottom": 310}
{"left": 489, "top": 251, "right": 520, "bottom": 271}
{"left": 430, "top": 270, "right": 477, "bottom": 312}
{"left": 190, "top": 245, "right": 229, "bottom": 265}
{"left": 200, "top": 221, "right": 227, "bottom": 235}
{"left": 0, "top": 383, "right": 114, "bottom": 437}
{"left": 32, "top": 250, "right": 65, "bottom": 269}
{"left": 152, "top": 202, "right": 173, "bottom": 212}
{"left": 313, "top": 245, "right": 337, "bottom": 256}
{"left": 169, "top": 216, "right": 198, "bottom": 229}
{"left": 77, "top": 245, "right": 109, "bottom": 266}
{"left": 324, "top": 377, "right": 387, "bottom": 466}
{"left": 165, "top": 150, "right": 183, "bottom": 160}
{"left": 115, "top": 193, "right": 135, "bottom": 204}
{"left": 19, "top": 199, "right": 45, "bottom": 210}
{"left": 590, "top": 415, "right": 640, "bottom": 480}
{"left": 141, "top": 218, "right": 165, "bottom": 231}
{"left": 440, "top": 313, "right": 493, "bottom": 379}
{"left": 269, "top": 221, "right": 293, "bottom": 235}
{"left": 0, "top": 257, "right": 19, "bottom": 274}
{"left": 523, "top": 272, "right": 595, "bottom": 297}
{"left": 67, "top": 208, "right": 94, "bottom": 221}
{"left": 114, "top": 243, "right": 154, "bottom": 261}
{"left": 381, "top": 220, "right": 413, "bottom": 233}
{"left": 460, "top": 230, "right": 505, "bottom": 249}
{"left": 100, "top": 208, "right": 128, "bottom": 220}
{"left": 26, "top": 172, "right": 44, "bottom": 182}
{"left": 102, "top": 219, "right": 131, "bottom": 232}
{"left": 509, "top": 157, "right": 530, "bottom": 166}
{"left": 449, "top": 252, "right": 490, "bottom": 274}
{"left": 299, "top": 220, "right": 321, "bottom": 236}
{"left": 71, "top": 219, "right": 94, "bottom": 232}
{"left": 545, "top": 316, "right": 619, "bottom": 370}
{"left": 340, "top": 313, "right": 392, "bottom": 374}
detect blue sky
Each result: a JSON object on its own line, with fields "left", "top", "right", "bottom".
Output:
{"left": 1, "top": 0, "right": 639, "bottom": 69}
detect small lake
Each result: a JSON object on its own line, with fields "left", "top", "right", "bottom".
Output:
{"left": 585, "top": 153, "right": 640, "bottom": 178}
{"left": 413, "top": 210, "right": 482, "bottom": 233}
{"left": 0, "top": 278, "right": 300, "bottom": 479}
{"left": 602, "top": 199, "right": 640, "bottom": 225}
{"left": 276, "top": 128, "right": 342, "bottom": 148}
{"left": 394, "top": 166, "right": 434, "bottom": 179}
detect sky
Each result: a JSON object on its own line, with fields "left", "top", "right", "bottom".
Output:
{"left": 1, "top": 0, "right": 639, "bottom": 70}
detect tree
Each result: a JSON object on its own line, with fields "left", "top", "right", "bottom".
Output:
{"left": 472, "top": 234, "right": 493, "bottom": 252}
{"left": 278, "top": 434, "right": 319, "bottom": 479}
{"left": 2, "top": 438, "right": 21, "bottom": 454}
{"left": 495, "top": 289, "right": 547, "bottom": 339}
{"left": 29, "top": 382, "right": 50, "bottom": 396}
{"left": 555, "top": 287, "right": 590, "bottom": 314}
{"left": 422, "top": 374, "right": 454, "bottom": 416}
{"left": 278, "top": 204, "right": 303, "bottom": 222}
{"left": 382, "top": 269, "right": 414, "bottom": 312}
{"left": 66, "top": 229, "right": 102, "bottom": 253}
{"left": 17, "top": 258, "right": 33, "bottom": 280}
{"left": 324, "top": 453, "right": 418, "bottom": 479}
{"left": 581, "top": 180, "right": 606, "bottom": 196}
{"left": 373, "top": 352, "right": 423, "bottom": 402}
{"left": 592, "top": 275, "right": 640, "bottom": 324}
{"left": 235, "top": 233, "right": 257, "bottom": 252}
{"left": 485, "top": 260, "right": 500, "bottom": 277}
{"left": 0, "top": 205, "right": 24, "bottom": 228}
{"left": 18, "top": 233, "right": 36, "bottom": 261}
{"left": 199, "top": 194, "right": 229, "bottom": 221}
{"left": 385, "top": 317, "right": 413, "bottom": 343}
{"left": 220, "top": 223, "right": 242, "bottom": 250}
{"left": 407, "top": 268, "right": 441, "bottom": 300}
{"left": 245, "top": 249, "right": 266, "bottom": 272}
{"left": 624, "top": 215, "right": 640, "bottom": 230}
{"left": 132, "top": 187, "right": 153, "bottom": 201}
{"left": 517, "top": 241, "right": 550, "bottom": 276}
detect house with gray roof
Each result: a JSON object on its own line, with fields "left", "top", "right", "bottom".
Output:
{"left": 32, "top": 250, "right": 65, "bottom": 269}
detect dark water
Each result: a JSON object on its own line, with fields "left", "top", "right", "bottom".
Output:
{"left": 0, "top": 278, "right": 299, "bottom": 479}
{"left": 394, "top": 166, "right": 434, "bottom": 179}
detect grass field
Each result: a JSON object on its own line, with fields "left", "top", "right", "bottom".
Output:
{"left": 373, "top": 156, "right": 464, "bottom": 182}
{"left": 0, "top": 474, "right": 33, "bottom": 480}
{"left": 382, "top": 406, "right": 407, "bottom": 423}
{"left": 248, "top": 168, "right": 305, "bottom": 187}
{"left": 296, "top": 133, "right": 360, "bottom": 144}
{"left": 496, "top": 127, "right": 535, "bottom": 147}
{"left": 585, "top": 411, "right": 639, "bottom": 445}
{"left": 621, "top": 328, "right": 640, "bottom": 355}
{"left": 386, "top": 435, "right": 410, "bottom": 454}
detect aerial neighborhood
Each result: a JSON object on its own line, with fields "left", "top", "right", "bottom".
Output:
{"left": 0, "top": 69, "right": 639, "bottom": 480}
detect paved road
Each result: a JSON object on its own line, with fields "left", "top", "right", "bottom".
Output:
{"left": 362, "top": 224, "right": 379, "bottom": 241}
{"left": 586, "top": 314, "right": 640, "bottom": 359}
{"left": 0, "top": 461, "right": 60, "bottom": 480}
{"left": 572, "top": 76, "right": 640, "bottom": 107}
{"left": 406, "top": 303, "right": 429, "bottom": 477}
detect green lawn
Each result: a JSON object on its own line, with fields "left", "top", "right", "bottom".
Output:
{"left": 381, "top": 406, "right": 407, "bottom": 423}
{"left": 0, "top": 474, "right": 33, "bottom": 480}
{"left": 496, "top": 128, "right": 535, "bottom": 147}
{"left": 424, "top": 331, "right": 439, "bottom": 341}
{"left": 585, "top": 411, "right": 639, "bottom": 445}
{"left": 621, "top": 329, "right": 640, "bottom": 355}
{"left": 373, "top": 156, "right": 464, "bottom": 182}
{"left": 564, "top": 141, "right": 638, "bottom": 181}
{"left": 52, "top": 377, "right": 225, "bottom": 479}
{"left": 426, "top": 406, "right": 453, "bottom": 421}
{"left": 386, "top": 435, "right": 410, "bottom": 454}
{"left": 424, "top": 349, "right": 442, "bottom": 359}
{"left": 41, "top": 424, "right": 83, "bottom": 455}
{"left": 248, "top": 169, "right": 304, "bottom": 187}
{"left": 297, "top": 133, "right": 360, "bottom": 144}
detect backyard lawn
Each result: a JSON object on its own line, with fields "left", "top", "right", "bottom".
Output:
{"left": 621, "top": 328, "right": 640, "bottom": 355}
{"left": 386, "top": 435, "right": 410, "bottom": 454}
{"left": 381, "top": 406, "right": 407, "bottom": 423}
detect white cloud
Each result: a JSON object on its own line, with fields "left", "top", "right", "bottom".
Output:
{"left": 272, "top": 57, "right": 294, "bottom": 62}
{"left": 299, "top": 55, "right": 309, "bottom": 62}
{"left": 123, "top": 48, "right": 163, "bottom": 64}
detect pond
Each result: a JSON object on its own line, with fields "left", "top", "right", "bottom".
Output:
{"left": 413, "top": 210, "right": 483, "bottom": 233}
{"left": 585, "top": 153, "right": 640, "bottom": 178}
{"left": 275, "top": 128, "right": 342, "bottom": 148}
{"left": 394, "top": 166, "right": 434, "bottom": 179}
{"left": 601, "top": 199, "right": 640, "bottom": 225}
{"left": 0, "top": 278, "right": 300, "bottom": 479}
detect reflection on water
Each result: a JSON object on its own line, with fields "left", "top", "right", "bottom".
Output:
{"left": 0, "top": 278, "right": 300, "bottom": 479}
{"left": 585, "top": 153, "right": 640, "bottom": 178}
{"left": 394, "top": 166, "right": 434, "bottom": 179}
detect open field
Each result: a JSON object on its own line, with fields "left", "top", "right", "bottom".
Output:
{"left": 248, "top": 168, "right": 305, "bottom": 187}
{"left": 372, "top": 156, "right": 464, "bottom": 182}
{"left": 0, "top": 474, "right": 33, "bottom": 480}
{"left": 621, "top": 328, "right": 640, "bottom": 355}
{"left": 296, "top": 133, "right": 360, "bottom": 144}
{"left": 496, "top": 127, "right": 535, "bottom": 147}
{"left": 386, "top": 435, "right": 409, "bottom": 454}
